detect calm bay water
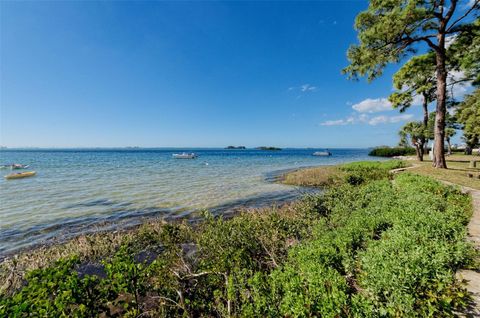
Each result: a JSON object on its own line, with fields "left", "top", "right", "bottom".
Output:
{"left": 0, "top": 148, "right": 375, "bottom": 255}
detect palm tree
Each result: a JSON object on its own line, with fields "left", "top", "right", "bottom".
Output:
{"left": 399, "top": 121, "right": 428, "bottom": 161}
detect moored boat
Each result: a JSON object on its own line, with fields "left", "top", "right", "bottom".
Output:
{"left": 172, "top": 153, "right": 197, "bottom": 159}
{"left": 5, "top": 171, "right": 37, "bottom": 180}
{"left": 12, "top": 164, "right": 30, "bottom": 169}
{"left": 313, "top": 151, "right": 332, "bottom": 156}
{"left": 1, "top": 164, "right": 30, "bottom": 169}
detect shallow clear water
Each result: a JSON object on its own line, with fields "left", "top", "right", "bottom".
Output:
{"left": 0, "top": 148, "right": 375, "bottom": 255}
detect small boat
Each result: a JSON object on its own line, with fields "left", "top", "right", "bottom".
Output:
{"left": 5, "top": 171, "right": 37, "bottom": 180}
{"left": 172, "top": 153, "right": 197, "bottom": 159}
{"left": 313, "top": 151, "right": 332, "bottom": 156}
{"left": 1, "top": 164, "right": 29, "bottom": 169}
{"left": 12, "top": 164, "right": 30, "bottom": 170}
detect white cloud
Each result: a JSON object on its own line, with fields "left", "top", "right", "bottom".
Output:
{"left": 320, "top": 114, "right": 413, "bottom": 126}
{"left": 368, "top": 114, "right": 414, "bottom": 125}
{"left": 320, "top": 67, "right": 473, "bottom": 129}
{"left": 351, "top": 98, "right": 392, "bottom": 113}
{"left": 321, "top": 95, "right": 417, "bottom": 127}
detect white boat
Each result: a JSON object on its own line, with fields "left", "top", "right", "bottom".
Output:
{"left": 172, "top": 152, "right": 197, "bottom": 159}
{"left": 12, "top": 164, "right": 30, "bottom": 169}
{"left": 1, "top": 164, "right": 30, "bottom": 169}
{"left": 313, "top": 151, "right": 331, "bottom": 156}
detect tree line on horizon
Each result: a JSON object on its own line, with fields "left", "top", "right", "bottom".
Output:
{"left": 344, "top": 0, "right": 479, "bottom": 168}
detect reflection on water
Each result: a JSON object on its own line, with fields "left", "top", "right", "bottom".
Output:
{"left": 0, "top": 148, "right": 375, "bottom": 255}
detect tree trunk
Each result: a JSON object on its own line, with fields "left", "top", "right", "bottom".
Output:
{"left": 413, "top": 138, "right": 423, "bottom": 161}
{"left": 446, "top": 138, "right": 452, "bottom": 155}
{"left": 418, "top": 139, "right": 425, "bottom": 161}
{"left": 433, "top": 36, "right": 448, "bottom": 168}
{"left": 422, "top": 93, "right": 429, "bottom": 127}
{"left": 465, "top": 146, "right": 473, "bottom": 155}
{"left": 415, "top": 145, "right": 422, "bottom": 161}
{"left": 419, "top": 94, "right": 428, "bottom": 162}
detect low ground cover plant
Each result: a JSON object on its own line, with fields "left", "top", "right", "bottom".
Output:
{"left": 0, "top": 161, "right": 474, "bottom": 317}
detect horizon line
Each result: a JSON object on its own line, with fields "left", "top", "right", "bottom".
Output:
{"left": 0, "top": 146, "right": 377, "bottom": 150}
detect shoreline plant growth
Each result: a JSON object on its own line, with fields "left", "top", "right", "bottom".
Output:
{"left": 0, "top": 161, "right": 475, "bottom": 317}
{"left": 368, "top": 147, "right": 416, "bottom": 157}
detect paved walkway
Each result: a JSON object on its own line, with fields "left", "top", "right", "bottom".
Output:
{"left": 427, "top": 180, "right": 480, "bottom": 317}
{"left": 454, "top": 185, "right": 480, "bottom": 317}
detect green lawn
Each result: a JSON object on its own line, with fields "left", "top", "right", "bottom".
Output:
{"left": 406, "top": 155, "right": 480, "bottom": 190}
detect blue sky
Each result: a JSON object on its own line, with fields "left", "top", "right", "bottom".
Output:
{"left": 0, "top": 1, "right": 471, "bottom": 148}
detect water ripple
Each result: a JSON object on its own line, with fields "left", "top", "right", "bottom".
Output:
{"left": 0, "top": 148, "right": 375, "bottom": 255}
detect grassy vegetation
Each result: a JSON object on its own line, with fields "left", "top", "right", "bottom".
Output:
{"left": 0, "top": 161, "right": 475, "bottom": 317}
{"left": 283, "top": 160, "right": 407, "bottom": 187}
{"left": 368, "top": 147, "right": 416, "bottom": 157}
{"left": 403, "top": 154, "right": 480, "bottom": 190}
{"left": 282, "top": 165, "right": 343, "bottom": 187}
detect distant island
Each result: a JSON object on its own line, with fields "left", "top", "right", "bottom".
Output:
{"left": 255, "top": 146, "right": 282, "bottom": 151}
{"left": 225, "top": 146, "right": 246, "bottom": 149}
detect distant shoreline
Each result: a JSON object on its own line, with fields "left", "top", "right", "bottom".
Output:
{"left": 0, "top": 147, "right": 373, "bottom": 151}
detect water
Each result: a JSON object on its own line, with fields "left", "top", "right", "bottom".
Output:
{"left": 0, "top": 148, "right": 374, "bottom": 255}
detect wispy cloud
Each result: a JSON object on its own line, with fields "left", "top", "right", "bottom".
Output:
{"left": 320, "top": 95, "right": 415, "bottom": 128}
{"left": 351, "top": 98, "right": 392, "bottom": 113}
{"left": 448, "top": 70, "right": 473, "bottom": 100}
{"left": 368, "top": 114, "right": 414, "bottom": 125}
{"left": 301, "top": 84, "right": 317, "bottom": 92}
{"left": 466, "top": 0, "right": 478, "bottom": 8}
{"left": 445, "top": 34, "right": 457, "bottom": 48}
{"left": 288, "top": 84, "right": 317, "bottom": 93}
{"left": 394, "top": 69, "right": 472, "bottom": 106}
{"left": 322, "top": 67, "right": 473, "bottom": 128}
{"left": 320, "top": 117, "right": 355, "bottom": 126}
{"left": 320, "top": 113, "right": 413, "bottom": 126}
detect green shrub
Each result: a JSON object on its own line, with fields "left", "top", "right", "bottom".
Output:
{"left": 269, "top": 261, "right": 349, "bottom": 317}
{"left": 340, "top": 160, "right": 406, "bottom": 185}
{"left": 0, "top": 257, "right": 100, "bottom": 317}
{"left": 369, "top": 147, "right": 417, "bottom": 157}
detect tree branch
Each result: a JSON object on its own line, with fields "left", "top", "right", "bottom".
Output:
{"left": 446, "top": 0, "right": 479, "bottom": 33}
{"left": 421, "top": 36, "right": 440, "bottom": 51}
{"left": 182, "top": 271, "right": 218, "bottom": 279}
{"left": 444, "top": 0, "right": 458, "bottom": 26}
{"left": 154, "top": 296, "right": 182, "bottom": 309}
